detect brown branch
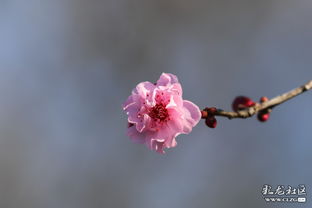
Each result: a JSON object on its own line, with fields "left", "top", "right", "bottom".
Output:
{"left": 202, "top": 80, "right": 312, "bottom": 120}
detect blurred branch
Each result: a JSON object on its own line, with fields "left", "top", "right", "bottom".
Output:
{"left": 202, "top": 80, "right": 312, "bottom": 119}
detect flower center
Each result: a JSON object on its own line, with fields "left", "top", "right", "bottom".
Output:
{"left": 148, "top": 103, "right": 169, "bottom": 122}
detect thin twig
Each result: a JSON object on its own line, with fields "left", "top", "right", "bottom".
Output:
{"left": 202, "top": 80, "right": 312, "bottom": 119}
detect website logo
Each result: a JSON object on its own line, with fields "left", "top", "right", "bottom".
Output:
{"left": 261, "top": 184, "right": 306, "bottom": 203}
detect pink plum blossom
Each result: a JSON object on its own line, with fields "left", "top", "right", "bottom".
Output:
{"left": 123, "top": 73, "right": 201, "bottom": 153}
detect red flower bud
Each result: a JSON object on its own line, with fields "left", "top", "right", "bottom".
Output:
{"left": 259, "top": 96, "right": 269, "bottom": 103}
{"left": 202, "top": 107, "right": 217, "bottom": 128}
{"left": 205, "top": 116, "right": 217, "bottom": 128}
{"left": 257, "top": 96, "right": 270, "bottom": 122}
{"left": 207, "top": 107, "right": 217, "bottom": 115}
{"left": 232, "top": 96, "right": 255, "bottom": 111}
{"left": 257, "top": 112, "right": 270, "bottom": 122}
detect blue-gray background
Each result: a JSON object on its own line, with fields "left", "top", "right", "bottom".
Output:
{"left": 0, "top": 0, "right": 311, "bottom": 208}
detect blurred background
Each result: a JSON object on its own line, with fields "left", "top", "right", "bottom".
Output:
{"left": 0, "top": 0, "right": 312, "bottom": 207}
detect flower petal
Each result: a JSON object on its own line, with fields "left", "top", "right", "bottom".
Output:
{"left": 182, "top": 100, "right": 201, "bottom": 129}
{"left": 127, "top": 126, "right": 146, "bottom": 144}
{"left": 135, "top": 114, "right": 151, "bottom": 133}
{"left": 133, "top": 81, "right": 155, "bottom": 99}
{"left": 156, "top": 73, "right": 179, "bottom": 86}
{"left": 123, "top": 95, "right": 135, "bottom": 110}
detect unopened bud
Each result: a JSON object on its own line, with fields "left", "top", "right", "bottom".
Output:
{"left": 232, "top": 96, "right": 255, "bottom": 111}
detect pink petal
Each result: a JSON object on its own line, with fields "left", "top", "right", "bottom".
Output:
{"left": 169, "top": 83, "right": 184, "bottom": 107}
{"left": 127, "top": 126, "right": 146, "bottom": 144}
{"left": 167, "top": 107, "right": 192, "bottom": 135}
{"left": 135, "top": 114, "right": 151, "bottom": 133}
{"left": 156, "top": 73, "right": 179, "bottom": 86}
{"left": 169, "top": 83, "right": 183, "bottom": 96}
{"left": 125, "top": 103, "right": 141, "bottom": 124}
{"left": 167, "top": 108, "right": 184, "bottom": 131}
{"left": 123, "top": 95, "right": 135, "bottom": 110}
{"left": 166, "top": 95, "right": 177, "bottom": 108}
{"left": 157, "top": 125, "right": 178, "bottom": 149}
{"left": 182, "top": 100, "right": 201, "bottom": 129}
{"left": 133, "top": 81, "right": 155, "bottom": 100}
